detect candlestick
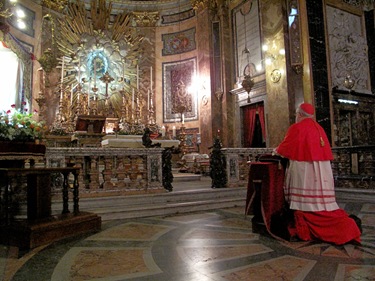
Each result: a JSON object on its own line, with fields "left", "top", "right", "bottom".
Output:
{"left": 70, "top": 87, "right": 73, "bottom": 106}
{"left": 61, "top": 56, "right": 64, "bottom": 85}
{"left": 161, "top": 125, "right": 166, "bottom": 137}
{"left": 94, "top": 59, "right": 97, "bottom": 87}
{"left": 60, "top": 57, "right": 64, "bottom": 102}
{"left": 181, "top": 113, "right": 185, "bottom": 124}
{"left": 147, "top": 89, "right": 150, "bottom": 111}
{"left": 137, "top": 65, "right": 139, "bottom": 89}
{"left": 78, "top": 57, "right": 81, "bottom": 83}
{"left": 132, "top": 88, "right": 135, "bottom": 114}
{"left": 172, "top": 126, "right": 176, "bottom": 138}
{"left": 150, "top": 66, "right": 153, "bottom": 90}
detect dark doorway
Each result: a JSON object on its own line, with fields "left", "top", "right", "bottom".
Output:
{"left": 242, "top": 102, "right": 266, "bottom": 148}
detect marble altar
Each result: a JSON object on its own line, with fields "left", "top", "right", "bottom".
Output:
{"left": 101, "top": 135, "right": 180, "bottom": 148}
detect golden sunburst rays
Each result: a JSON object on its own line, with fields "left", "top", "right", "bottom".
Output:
{"left": 91, "top": 0, "right": 111, "bottom": 31}
{"left": 55, "top": 0, "right": 144, "bottom": 119}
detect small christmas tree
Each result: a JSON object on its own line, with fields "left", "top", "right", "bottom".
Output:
{"left": 209, "top": 136, "right": 227, "bottom": 188}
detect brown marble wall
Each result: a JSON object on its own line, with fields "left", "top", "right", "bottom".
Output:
{"left": 195, "top": 8, "right": 213, "bottom": 154}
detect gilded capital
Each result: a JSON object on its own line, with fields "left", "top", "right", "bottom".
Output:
{"left": 191, "top": 0, "right": 210, "bottom": 10}
{"left": 133, "top": 11, "right": 160, "bottom": 27}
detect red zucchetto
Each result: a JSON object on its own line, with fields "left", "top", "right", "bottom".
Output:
{"left": 299, "top": 103, "right": 315, "bottom": 115}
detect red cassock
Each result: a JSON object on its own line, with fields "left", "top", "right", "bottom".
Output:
{"left": 291, "top": 210, "right": 361, "bottom": 245}
{"left": 275, "top": 118, "right": 361, "bottom": 245}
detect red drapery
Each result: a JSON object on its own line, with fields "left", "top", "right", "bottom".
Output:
{"left": 243, "top": 103, "right": 266, "bottom": 147}
{"left": 257, "top": 105, "right": 266, "bottom": 140}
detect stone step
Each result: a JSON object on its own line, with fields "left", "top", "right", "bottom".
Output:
{"left": 173, "top": 173, "right": 202, "bottom": 181}
{"left": 51, "top": 186, "right": 248, "bottom": 221}
{"left": 92, "top": 198, "right": 246, "bottom": 221}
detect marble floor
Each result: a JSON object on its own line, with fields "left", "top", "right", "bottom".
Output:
{"left": 0, "top": 183, "right": 374, "bottom": 281}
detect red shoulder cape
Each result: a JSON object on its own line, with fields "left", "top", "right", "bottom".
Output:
{"left": 275, "top": 118, "right": 333, "bottom": 161}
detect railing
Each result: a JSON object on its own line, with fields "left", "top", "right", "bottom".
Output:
{"left": 45, "top": 147, "right": 164, "bottom": 196}
{"left": 0, "top": 167, "right": 79, "bottom": 226}
{"left": 222, "top": 148, "right": 273, "bottom": 187}
{"left": 39, "top": 146, "right": 374, "bottom": 197}
{"left": 222, "top": 146, "right": 375, "bottom": 190}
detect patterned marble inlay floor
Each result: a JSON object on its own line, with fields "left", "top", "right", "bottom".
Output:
{"left": 1, "top": 203, "right": 374, "bottom": 281}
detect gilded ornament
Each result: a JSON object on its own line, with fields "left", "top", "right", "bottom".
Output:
{"left": 270, "top": 69, "right": 282, "bottom": 83}
{"left": 38, "top": 48, "right": 59, "bottom": 73}
{"left": 191, "top": 0, "right": 210, "bottom": 10}
{"left": 344, "top": 75, "right": 355, "bottom": 90}
{"left": 41, "top": 0, "right": 68, "bottom": 12}
{"left": 133, "top": 11, "right": 160, "bottom": 27}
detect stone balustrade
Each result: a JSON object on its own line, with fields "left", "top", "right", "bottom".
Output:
{"left": 42, "top": 145, "right": 374, "bottom": 197}
{"left": 45, "top": 147, "right": 164, "bottom": 197}
{"left": 221, "top": 148, "right": 273, "bottom": 188}
{"left": 222, "top": 146, "right": 374, "bottom": 190}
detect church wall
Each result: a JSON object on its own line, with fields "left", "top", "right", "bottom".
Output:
{"left": 3, "top": 0, "right": 373, "bottom": 154}
{"left": 258, "top": 0, "right": 290, "bottom": 147}
{"left": 155, "top": 11, "right": 210, "bottom": 153}
{"left": 229, "top": 0, "right": 291, "bottom": 148}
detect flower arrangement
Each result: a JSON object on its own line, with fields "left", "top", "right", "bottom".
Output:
{"left": 0, "top": 103, "right": 46, "bottom": 142}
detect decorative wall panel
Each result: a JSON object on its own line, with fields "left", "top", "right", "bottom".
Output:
{"left": 162, "top": 57, "right": 198, "bottom": 123}
{"left": 162, "top": 27, "right": 196, "bottom": 56}
{"left": 326, "top": 5, "right": 370, "bottom": 93}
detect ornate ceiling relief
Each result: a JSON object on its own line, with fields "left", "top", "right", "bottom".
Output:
{"left": 50, "top": 0, "right": 145, "bottom": 132}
